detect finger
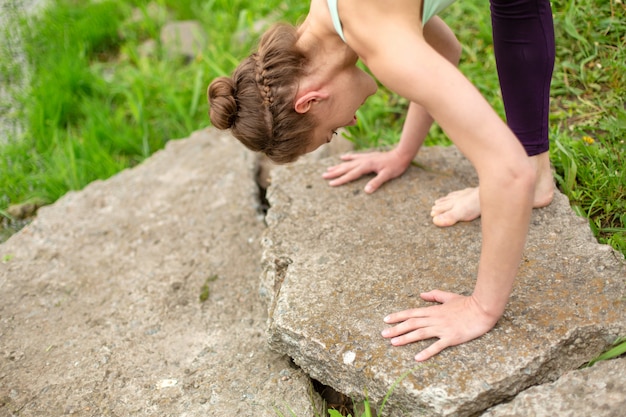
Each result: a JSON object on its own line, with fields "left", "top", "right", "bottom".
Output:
{"left": 340, "top": 153, "right": 358, "bottom": 161}
{"left": 324, "top": 165, "right": 340, "bottom": 174}
{"left": 390, "top": 326, "right": 438, "bottom": 347}
{"left": 381, "top": 317, "right": 432, "bottom": 339}
{"left": 420, "top": 290, "right": 458, "bottom": 304}
{"left": 324, "top": 159, "right": 358, "bottom": 174}
{"left": 328, "top": 167, "right": 370, "bottom": 187}
{"left": 364, "top": 170, "right": 393, "bottom": 194}
{"left": 325, "top": 160, "right": 369, "bottom": 180}
{"left": 415, "top": 339, "right": 450, "bottom": 362}
{"left": 323, "top": 163, "right": 354, "bottom": 179}
{"left": 341, "top": 152, "right": 377, "bottom": 161}
{"left": 383, "top": 307, "right": 430, "bottom": 324}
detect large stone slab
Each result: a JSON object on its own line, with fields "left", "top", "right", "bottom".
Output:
{"left": 482, "top": 357, "right": 626, "bottom": 417}
{"left": 0, "top": 129, "right": 318, "bottom": 416}
{"left": 261, "top": 146, "right": 626, "bottom": 416}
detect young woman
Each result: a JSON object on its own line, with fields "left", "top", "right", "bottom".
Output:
{"left": 208, "top": 0, "right": 536, "bottom": 361}
{"left": 323, "top": 0, "right": 556, "bottom": 229}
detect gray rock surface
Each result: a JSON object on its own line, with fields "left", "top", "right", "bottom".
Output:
{"left": 160, "top": 20, "right": 206, "bottom": 61}
{"left": 0, "top": 130, "right": 318, "bottom": 416}
{"left": 1, "top": 128, "right": 624, "bottom": 416}
{"left": 483, "top": 357, "right": 626, "bottom": 417}
{"left": 261, "top": 146, "right": 626, "bottom": 416}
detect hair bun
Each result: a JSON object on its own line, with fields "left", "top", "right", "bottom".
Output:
{"left": 208, "top": 77, "right": 238, "bottom": 130}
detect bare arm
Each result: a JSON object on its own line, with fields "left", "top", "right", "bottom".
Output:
{"left": 341, "top": 0, "right": 535, "bottom": 359}
{"left": 322, "top": 101, "right": 428, "bottom": 193}
{"left": 323, "top": 17, "right": 461, "bottom": 193}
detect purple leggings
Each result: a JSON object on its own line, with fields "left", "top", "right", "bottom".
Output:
{"left": 490, "top": 0, "right": 555, "bottom": 156}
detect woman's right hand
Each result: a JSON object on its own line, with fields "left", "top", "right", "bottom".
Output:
{"left": 322, "top": 149, "right": 411, "bottom": 193}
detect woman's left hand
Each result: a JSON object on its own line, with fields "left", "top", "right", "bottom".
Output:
{"left": 322, "top": 150, "right": 411, "bottom": 193}
{"left": 381, "top": 289, "right": 499, "bottom": 361}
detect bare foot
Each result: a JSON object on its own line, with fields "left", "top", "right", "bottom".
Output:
{"left": 530, "top": 151, "right": 555, "bottom": 208}
{"left": 430, "top": 187, "right": 480, "bottom": 227}
{"left": 430, "top": 151, "right": 555, "bottom": 227}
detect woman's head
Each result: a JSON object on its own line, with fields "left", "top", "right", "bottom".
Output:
{"left": 208, "top": 24, "right": 315, "bottom": 164}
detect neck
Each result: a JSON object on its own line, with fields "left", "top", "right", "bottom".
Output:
{"left": 297, "top": 30, "right": 357, "bottom": 91}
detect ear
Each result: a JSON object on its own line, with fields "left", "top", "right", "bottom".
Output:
{"left": 294, "top": 91, "right": 328, "bottom": 114}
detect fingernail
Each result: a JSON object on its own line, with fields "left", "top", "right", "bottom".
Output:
{"left": 415, "top": 353, "right": 425, "bottom": 361}
{"left": 383, "top": 315, "right": 390, "bottom": 323}
{"left": 381, "top": 329, "right": 389, "bottom": 337}
{"left": 364, "top": 185, "right": 373, "bottom": 193}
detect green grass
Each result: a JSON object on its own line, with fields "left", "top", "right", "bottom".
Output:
{"left": 275, "top": 366, "right": 424, "bottom": 417}
{"left": 0, "top": 0, "right": 304, "bottom": 212}
{"left": 546, "top": 0, "right": 626, "bottom": 254}
{"left": 584, "top": 335, "right": 626, "bottom": 368}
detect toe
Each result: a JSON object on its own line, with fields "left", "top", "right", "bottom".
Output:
{"left": 432, "top": 213, "right": 458, "bottom": 227}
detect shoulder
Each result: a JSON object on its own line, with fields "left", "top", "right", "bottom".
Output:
{"left": 339, "top": 0, "right": 423, "bottom": 28}
{"left": 307, "top": 0, "right": 346, "bottom": 40}
{"left": 338, "top": 0, "right": 425, "bottom": 60}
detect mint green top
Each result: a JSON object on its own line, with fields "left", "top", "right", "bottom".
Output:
{"left": 328, "top": 0, "right": 457, "bottom": 42}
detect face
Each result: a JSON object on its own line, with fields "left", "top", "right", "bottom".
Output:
{"left": 306, "top": 66, "right": 377, "bottom": 153}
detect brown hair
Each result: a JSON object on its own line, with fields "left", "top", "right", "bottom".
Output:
{"left": 208, "top": 24, "right": 315, "bottom": 164}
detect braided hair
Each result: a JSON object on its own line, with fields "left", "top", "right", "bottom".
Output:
{"left": 208, "top": 24, "right": 316, "bottom": 163}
